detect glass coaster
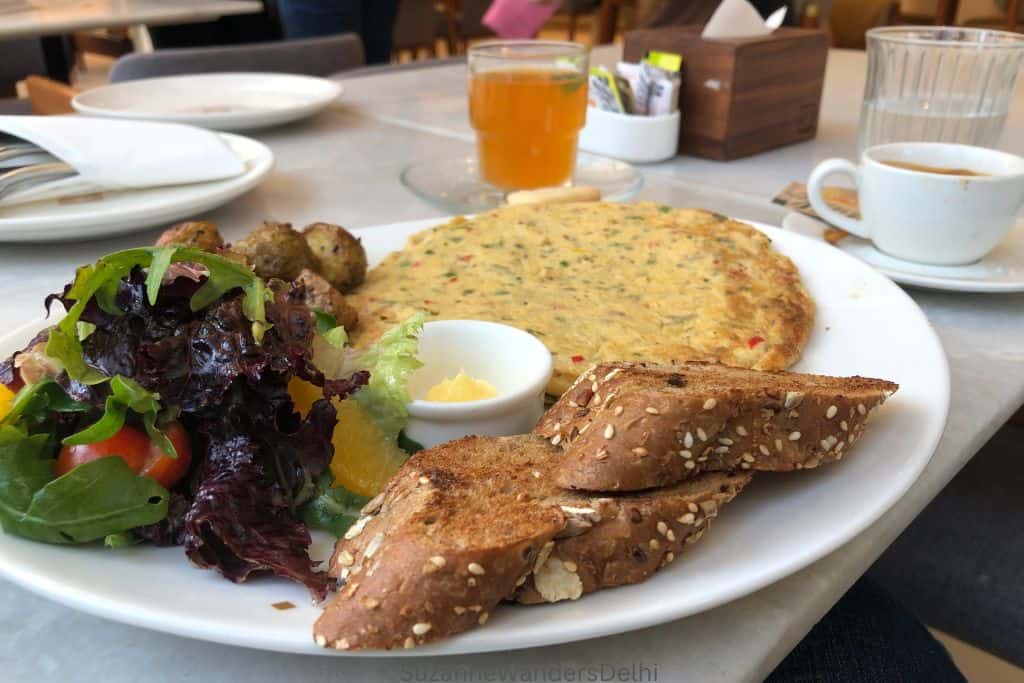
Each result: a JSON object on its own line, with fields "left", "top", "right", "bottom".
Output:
{"left": 400, "top": 152, "right": 644, "bottom": 213}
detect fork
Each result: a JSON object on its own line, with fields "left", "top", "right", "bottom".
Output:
{"left": 0, "top": 161, "right": 76, "bottom": 202}
{"left": 0, "top": 142, "right": 52, "bottom": 165}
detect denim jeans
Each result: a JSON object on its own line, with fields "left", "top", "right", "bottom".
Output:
{"left": 277, "top": 0, "right": 400, "bottom": 64}
{"left": 768, "top": 578, "right": 966, "bottom": 682}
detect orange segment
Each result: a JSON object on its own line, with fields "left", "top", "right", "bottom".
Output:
{"left": 329, "top": 399, "right": 407, "bottom": 497}
{"left": 0, "top": 384, "right": 14, "bottom": 421}
{"left": 288, "top": 378, "right": 406, "bottom": 497}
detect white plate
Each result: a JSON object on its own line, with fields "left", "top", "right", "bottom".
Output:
{"left": 0, "top": 133, "right": 272, "bottom": 242}
{"left": 73, "top": 73, "right": 342, "bottom": 132}
{"left": 0, "top": 218, "right": 949, "bottom": 656}
{"left": 784, "top": 212, "right": 1024, "bottom": 293}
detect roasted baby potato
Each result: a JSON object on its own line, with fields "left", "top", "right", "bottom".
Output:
{"left": 232, "top": 222, "right": 315, "bottom": 281}
{"left": 302, "top": 222, "right": 367, "bottom": 292}
{"left": 156, "top": 221, "right": 224, "bottom": 251}
{"left": 294, "top": 268, "right": 358, "bottom": 330}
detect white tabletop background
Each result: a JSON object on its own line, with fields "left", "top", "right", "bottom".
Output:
{"left": 1, "top": 46, "right": 1023, "bottom": 682}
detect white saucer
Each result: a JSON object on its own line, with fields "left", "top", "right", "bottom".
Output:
{"left": 0, "top": 133, "right": 273, "bottom": 242}
{"left": 400, "top": 153, "right": 643, "bottom": 212}
{"left": 72, "top": 73, "right": 342, "bottom": 132}
{"left": 783, "top": 212, "right": 1024, "bottom": 293}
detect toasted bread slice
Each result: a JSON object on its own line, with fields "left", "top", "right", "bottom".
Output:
{"left": 535, "top": 361, "right": 897, "bottom": 492}
{"left": 313, "top": 435, "right": 751, "bottom": 650}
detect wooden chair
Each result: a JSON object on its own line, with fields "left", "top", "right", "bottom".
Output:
{"left": 71, "top": 28, "right": 134, "bottom": 71}
{"left": 960, "top": 0, "right": 1023, "bottom": 32}
{"left": 596, "top": 0, "right": 631, "bottom": 44}
{"left": 23, "top": 75, "right": 76, "bottom": 115}
{"left": 560, "top": 0, "right": 599, "bottom": 41}
{"left": 392, "top": 0, "right": 448, "bottom": 60}
{"left": 910, "top": 0, "right": 1022, "bottom": 31}
{"left": 830, "top": 0, "right": 901, "bottom": 49}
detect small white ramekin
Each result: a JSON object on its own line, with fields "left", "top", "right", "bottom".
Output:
{"left": 404, "top": 320, "right": 553, "bottom": 449}
{"left": 579, "top": 107, "right": 680, "bottom": 164}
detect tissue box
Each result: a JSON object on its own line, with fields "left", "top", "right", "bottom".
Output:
{"left": 623, "top": 26, "right": 828, "bottom": 160}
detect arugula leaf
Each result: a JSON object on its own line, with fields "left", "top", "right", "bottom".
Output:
{"left": 145, "top": 246, "right": 176, "bottom": 305}
{"left": 0, "top": 379, "right": 89, "bottom": 429}
{"left": 313, "top": 310, "right": 349, "bottom": 350}
{"left": 346, "top": 312, "right": 425, "bottom": 442}
{"left": 1, "top": 455, "right": 168, "bottom": 544}
{"left": 47, "top": 246, "right": 272, "bottom": 384}
{"left": 0, "top": 428, "right": 169, "bottom": 544}
{"left": 61, "top": 376, "right": 177, "bottom": 458}
{"left": 0, "top": 431, "right": 53, "bottom": 516}
{"left": 300, "top": 472, "right": 369, "bottom": 537}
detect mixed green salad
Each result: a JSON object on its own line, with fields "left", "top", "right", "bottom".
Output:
{"left": 0, "top": 246, "right": 422, "bottom": 599}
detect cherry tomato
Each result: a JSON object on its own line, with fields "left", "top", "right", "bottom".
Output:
{"left": 56, "top": 425, "right": 150, "bottom": 477}
{"left": 139, "top": 422, "right": 192, "bottom": 489}
{"left": 56, "top": 422, "right": 193, "bottom": 489}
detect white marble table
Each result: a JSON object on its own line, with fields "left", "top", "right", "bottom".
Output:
{"left": 0, "top": 0, "right": 263, "bottom": 39}
{"left": 2, "top": 47, "right": 1024, "bottom": 683}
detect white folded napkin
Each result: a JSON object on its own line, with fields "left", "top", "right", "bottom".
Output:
{"left": 702, "top": 0, "right": 787, "bottom": 39}
{"left": 0, "top": 116, "right": 247, "bottom": 207}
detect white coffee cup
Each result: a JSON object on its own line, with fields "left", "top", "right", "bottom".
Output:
{"left": 807, "top": 142, "right": 1024, "bottom": 265}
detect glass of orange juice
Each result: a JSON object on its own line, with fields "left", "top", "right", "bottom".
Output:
{"left": 468, "top": 41, "right": 588, "bottom": 191}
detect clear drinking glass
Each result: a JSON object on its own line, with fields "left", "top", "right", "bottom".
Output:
{"left": 468, "top": 41, "right": 588, "bottom": 191}
{"left": 859, "top": 27, "right": 1024, "bottom": 152}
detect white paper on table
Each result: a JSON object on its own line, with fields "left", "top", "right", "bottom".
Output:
{"left": 701, "top": 0, "right": 787, "bottom": 39}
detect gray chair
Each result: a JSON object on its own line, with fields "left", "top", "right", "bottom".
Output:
{"left": 867, "top": 421, "right": 1024, "bottom": 667}
{"left": 0, "top": 37, "right": 47, "bottom": 97}
{"left": 0, "top": 38, "right": 48, "bottom": 115}
{"left": 108, "top": 33, "right": 365, "bottom": 83}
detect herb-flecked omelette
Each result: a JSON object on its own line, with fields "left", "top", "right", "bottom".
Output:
{"left": 350, "top": 203, "right": 815, "bottom": 396}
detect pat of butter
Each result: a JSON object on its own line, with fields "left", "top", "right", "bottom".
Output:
{"left": 425, "top": 370, "right": 498, "bottom": 403}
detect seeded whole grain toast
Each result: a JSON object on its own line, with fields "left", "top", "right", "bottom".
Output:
{"left": 535, "top": 361, "right": 898, "bottom": 492}
{"left": 313, "top": 435, "right": 751, "bottom": 651}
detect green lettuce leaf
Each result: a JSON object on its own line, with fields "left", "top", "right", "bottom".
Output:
{"left": 300, "top": 472, "right": 369, "bottom": 537}
{"left": 313, "top": 310, "right": 349, "bottom": 350}
{"left": 346, "top": 312, "right": 424, "bottom": 442}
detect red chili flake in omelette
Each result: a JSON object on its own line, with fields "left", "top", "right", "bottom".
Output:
{"left": 747, "top": 335, "right": 765, "bottom": 349}
{"left": 448, "top": 277, "right": 458, "bottom": 283}
{"left": 571, "top": 355, "right": 585, "bottom": 363}
{"left": 458, "top": 255, "right": 473, "bottom": 262}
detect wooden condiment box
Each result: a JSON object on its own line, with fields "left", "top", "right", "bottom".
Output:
{"left": 623, "top": 26, "right": 828, "bottom": 160}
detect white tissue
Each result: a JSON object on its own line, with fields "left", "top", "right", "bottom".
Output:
{"left": 701, "top": 0, "right": 787, "bottom": 39}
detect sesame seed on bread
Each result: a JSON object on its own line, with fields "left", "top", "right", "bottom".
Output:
{"left": 535, "top": 361, "right": 897, "bottom": 492}
{"left": 511, "top": 469, "right": 750, "bottom": 605}
{"left": 312, "top": 435, "right": 750, "bottom": 651}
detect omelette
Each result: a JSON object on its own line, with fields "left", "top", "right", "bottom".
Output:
{"left": 350, "top": 202, "right": 815, "bottom": 396}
